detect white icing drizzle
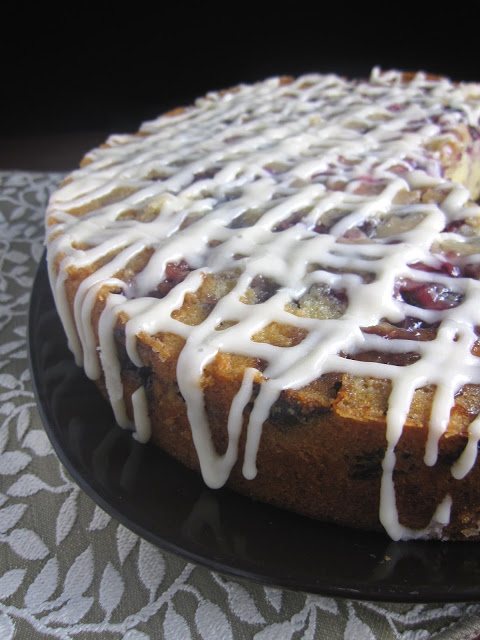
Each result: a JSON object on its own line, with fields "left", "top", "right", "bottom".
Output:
{"left": 45, "top": 69, "right": 480, "bottom": 540}
{"left": 131, "top": 386, "right": 151, "bottom": 443}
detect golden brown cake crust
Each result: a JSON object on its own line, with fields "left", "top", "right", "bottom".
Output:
{"left": 45, "top": 69, "right": 480, "bottom": 540}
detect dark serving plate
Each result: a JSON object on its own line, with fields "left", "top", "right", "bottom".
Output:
{"left": 28, "top": 253, "right": 480, "bottom": 602}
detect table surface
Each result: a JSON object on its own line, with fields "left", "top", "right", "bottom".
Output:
{"left": 1, "top": 140, "right": 480, "bottom": 639}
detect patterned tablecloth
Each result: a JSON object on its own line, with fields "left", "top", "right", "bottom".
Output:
{"left": 1, "top": 170, "right": 480, "bottom": 640}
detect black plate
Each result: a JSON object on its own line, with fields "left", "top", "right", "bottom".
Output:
{"left": 28, "top": 254, "right": 480, "bottom": 602}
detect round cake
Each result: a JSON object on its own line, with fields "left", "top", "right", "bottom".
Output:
{"left": 45, "top": 69, "right": 480, "bottom": 541}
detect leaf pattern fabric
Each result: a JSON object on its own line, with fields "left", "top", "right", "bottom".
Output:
{"left": 0, "top": 171, "right": 480, "bottom": 639}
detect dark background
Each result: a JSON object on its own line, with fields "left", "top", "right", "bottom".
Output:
{"left": 2, "top": 9, "right": 479, "bottom": 170}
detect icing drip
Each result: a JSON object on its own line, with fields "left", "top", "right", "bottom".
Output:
{"left": 131, "top": 386, "right": 151, "bottom": 443}
{"left": 45, "top": 69, "right": 480, "bottom": 540}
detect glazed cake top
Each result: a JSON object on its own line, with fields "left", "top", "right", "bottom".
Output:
{"left": 46, "top": 68, "right": 480, "bottom": 540}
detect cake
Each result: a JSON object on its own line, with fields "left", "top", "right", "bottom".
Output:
{"left": 45, "top": 69, "right": 480, "bottom": 541}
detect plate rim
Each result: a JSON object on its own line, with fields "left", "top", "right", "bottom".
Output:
{"left": 27, "top": 252, "right": 480, "bottom": 603}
